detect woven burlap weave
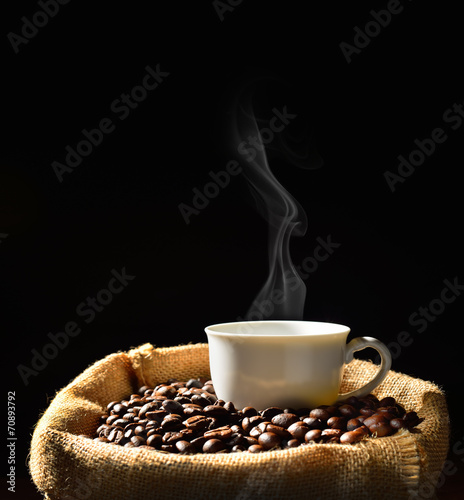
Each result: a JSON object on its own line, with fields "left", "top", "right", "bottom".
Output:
{"left": 29, "top": 343, "right": 449, "bottom": 500}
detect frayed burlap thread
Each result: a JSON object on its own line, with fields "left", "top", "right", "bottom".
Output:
{"left": 29, "top": 343, "right": 449, "bottom": 500}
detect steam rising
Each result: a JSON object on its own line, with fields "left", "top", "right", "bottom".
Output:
{"left": 231, "top": 95, "right": 308, "bottom": 320}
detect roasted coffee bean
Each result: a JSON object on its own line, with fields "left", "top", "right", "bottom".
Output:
{"left": 303, "top": 417, "right": 324, "bottom": 430}
{"left": 344, "top": 396, "right": 361, "bottom": 408}
{"left": 243, "top": 436, "right": 259, "bottom": 447}
{"left": 191, "top": 395, "right": 212, "bottom": 407}
{"left": 186, "top": 378, "right": 203, "bottom": 389}
{"left": 203, "top": 439, "right": 227, "bottom": 453}
{"left": 359, "top": 407, "right": 375, "bottom": 417}
{"left": 226, "top": 433, "right": 247, "bottom": 447}
{"left": 122, "top": 413, "right": 136, "bottom": 423}
{"left": 363, "top": 414, "right": 388, "bottom": 429}
{"left": 338, "top": 404, "right": 358, "bottom": 419}
{"left": 163, "top": 399, "right": 184, "bottom": 414}
{"left": 179, "top": 428, "right": 195, "bottom": 441}
{"left": 191, "top": 436, "right": 207, "bottom": 451}
{"left": 286, "top": 438, "right": 302, "bottom": 448}
{"left": 309, "top": 408, "right": 331, "bottom": 422}
{"left": 325, "top": 405, "right": 340, "bottom": 416}
{"left": 230, "top": 424, "right": 244, "bottom": 434}
{"left": 176, "top": 440, "right": 196, "bottom": 454}
{"left": 174, "top": 396, "right": 192, "bottom": 405}
{"left": 249, "top": 422, "right": 270, "bottom": 438}
{"left": 146, "top": 420, "right": 161, "bottom": 430}
{"left": 223, "top": 401, "right": 236, "bottom": 413}
{"left": 162, "top": 432, "right": 184, "bottom": 444}
{"left": 134, "top": 425, "right": 147, "bottom": 436}
{"left": 403, "top": 411, "right": 423, "bottom": 428}
{"left": 359, "top": 398, "right": 377, "bottom": 411}
{"left": 202, "top": 384, "right": 215, "bottom": 394}
{"left": 327, "top": 416, "right": 347, "bottom": 430}
{"left": 242, "top": 415, "right": 265, "bottom": 433}
{"left": 258, "top": 432, "right": 281, "bottom": 450}
{"left": 152, "top": 396, "right": 167, "bottom": 403}
{"left": 146, "top": 434, "right": 162, "bottom": 448}
{"left": 271, "top": 413, "right": 299, "bottom": 429}
{"left": 376, "top": 409, "right": 397, "bottom": 421}
{"left": 96, "top": 424, "right": 110, "bottom": 437}
{"left": 182, "top": 404, "right": 204, "bottom": 417}
{"left": 340, "top": 428, "right": 368, "bottom": 444}
{"left": 138, "top": 403, "right": 159, "bottom": 419}
{"left": 368, "top": 420, "right": 393, "bottom": 437}
{"left": 378, "top": 397, "right": 396, "bottom": 408}
{"left": 106, "top": 401, "right": 119, "bottom": 413}
{"left": 155, "top": 385, "right": 177, "bottom": 398}
{"left": 161, "top": 414, "right": 185, "bottom": 431}
{"left": 111, "top": 403, "right": 127, "bottom": 415}
{"left": 204, "top": 426, "right": 233, "bottom": 441}
{"left": 202, "top": 392, "right": 217, "bottom": 404}
{"left": 265, "top": 424, "right": 291, "bottom": 439}
{"left": 203, "top": 405, "right": 230, "bottom": 417}
{"left": 321, "top": 428, "right": 343, "bottom": 439}
{"left": 108, "top": 427, "right": 124, "bottom": 443}
{"left": 228, "top": 412, "right": 242, "bottom": 425}
{"left": 261, "top": 407, "right": 284, "bottom": 420}
{"left": 106, "top": 414, "right": 121, "bottom": 426}
{"left": 206, "top": 417, "right": 220, "bottom": 430}
{"left": 131, "top": 435, "right": 145, "bottom": 447}
{"left": 395, "top": 403, "right": 406, "bottom": 417}
{"left": 283, "top": 408, "right": 297, "bottom": 415}
{"left": 96, "top": 382, "right": 424, "bottom": 455}
{"left": 305, "top": 429, "right": 323, "bottom": 443}
{"left": 242, "top": 406, "right": 258, "bottom": 417}
{"left": 347, "top": 418, "right": 364, "bottom": 431}
{"left": 184, "top": 415, "right": 209, "bottom": 432}
{"left": 287, "top": 422, "right": 311, "bottom": 441}
{"left": 390, "top": 418, "right": 406, "bottom": 430}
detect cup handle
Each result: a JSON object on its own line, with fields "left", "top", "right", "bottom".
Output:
{"left": 337, "top": 336, "right": 392, "bottom": 401}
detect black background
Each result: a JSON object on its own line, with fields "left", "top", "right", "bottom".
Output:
{"left": 2, "top": 1, "right": 463, "bottom": 498}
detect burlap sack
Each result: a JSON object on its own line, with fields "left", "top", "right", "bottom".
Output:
{"left": 29, "top": 343, "right": 449, "bottom": 500}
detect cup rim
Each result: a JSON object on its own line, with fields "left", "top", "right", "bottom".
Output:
{"left": 204, "top": 320, "right": 350, "bottom": 337}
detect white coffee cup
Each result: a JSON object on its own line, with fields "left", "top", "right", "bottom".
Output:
{"left": 205, "top": 320, "right": 392, "bottom": 410}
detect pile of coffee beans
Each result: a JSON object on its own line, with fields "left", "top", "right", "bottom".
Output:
{"left": 90, "top": 378, "right": 423, "bottom": 454}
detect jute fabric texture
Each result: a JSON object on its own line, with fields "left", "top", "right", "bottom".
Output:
{"left": 29, "top": 343, "right": 449, "bottom": 499}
